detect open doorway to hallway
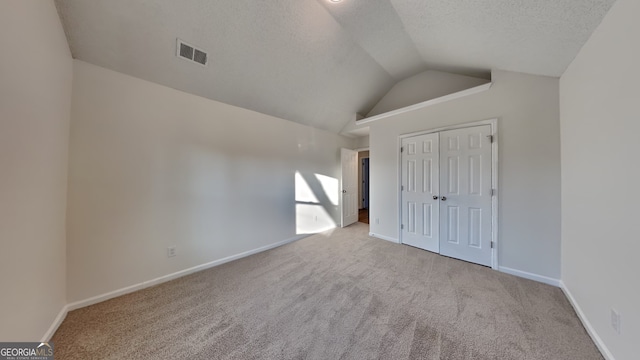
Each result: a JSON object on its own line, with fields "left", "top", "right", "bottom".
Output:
{"left": 358, "top": 150, "right": 369, "bottom": 224}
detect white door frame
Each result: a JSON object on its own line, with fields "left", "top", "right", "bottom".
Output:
{"left": 397, "top": 118, "right": 499, "bottom": 270}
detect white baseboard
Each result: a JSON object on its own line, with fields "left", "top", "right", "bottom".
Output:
{"left": 560, "top": 281, "right": 615, "bottom": 360}
{"left": 498, "top": 266, "right": 560, "bottom": 287}
{"left": 66, "top": 234, "right": 310, "bottom": 312}
{"left": 41, "top": 304, "right": 69, "bottom": 342}
{"left": 369, "top": 232, "right": 400, "bottom": 244}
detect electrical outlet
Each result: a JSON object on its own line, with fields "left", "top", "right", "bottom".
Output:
{"left": 167, "top": 246, "right": 177, "bottom": 258}
{"left": 610, "top": 309, "right": 621, "bottom": 334}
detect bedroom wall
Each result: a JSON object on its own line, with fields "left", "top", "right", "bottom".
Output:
{"left": 368, "top": 70, "right": 561, "bottom": 281}
{"left": 0, "top": 0, "right": 72, "bottom": 340}
{"left": 66, "top": 61, "right": 354, "bottom": 302}
{"left": 560, "top": 0, "right": 640, "bottom": 357}
{"left": 367, "top": 70, "right": 489, "bottom": 117}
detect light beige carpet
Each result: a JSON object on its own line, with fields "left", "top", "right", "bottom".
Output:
{"left": 52, "top": 223, "right": 602, "bottom": 359}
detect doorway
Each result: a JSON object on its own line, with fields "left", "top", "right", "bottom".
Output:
{"left": 358, "top": 150, "right": 370, "bottom": 224}
{"left": 399, "top": 120, "right": 498, "bottom": 268}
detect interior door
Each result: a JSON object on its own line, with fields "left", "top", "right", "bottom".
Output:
{"left": 439, "top": 125, "right": 492, "bottom": 266}
{"left": 341, "top": 148, "right": 358, "bottom": 227}
{"left": 401, "top": 133, "right": 440, "bottom": 252}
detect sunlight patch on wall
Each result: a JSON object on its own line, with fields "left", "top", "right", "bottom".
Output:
{"left": 295, "top": 171, "right": 319, "bottom": 203}
{"left": 295, "top": 204, "right": 335, "bottom": 234}
{"left": 295, "top": 171, "right": 336, "bottom": 234}
{"left": 315, "top": 173, "right": 339, "bottom": 206}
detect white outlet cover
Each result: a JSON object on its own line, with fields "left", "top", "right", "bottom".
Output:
{"left": 610, "top": 309, "right": 621, "bottom": 334}
{"left": 167, "top": 246, "right": 176, "bottom": 258}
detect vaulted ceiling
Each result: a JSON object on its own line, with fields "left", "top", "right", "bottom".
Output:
{"left": 55, "top": 0, "right": 615, "bottom": 134}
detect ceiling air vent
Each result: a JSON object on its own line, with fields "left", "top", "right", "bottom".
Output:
{"left": 177, "top": 39, "right": 208, "bottom": 66}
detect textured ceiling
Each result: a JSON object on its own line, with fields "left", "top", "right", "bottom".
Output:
{"left": 55, "top": 0, "right": 615, "bottom": 134}
{"left": 389, "top": 0, "right": 616, "bottom": 76}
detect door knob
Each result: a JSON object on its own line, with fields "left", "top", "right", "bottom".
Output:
{"left": 433, "top": 196, "right": 439, "bottom": 200}
{"left": 342, "top": 190, "right": 347, "bottom": 193}
{"left": 441, "top": 196, "right": 447, "bottom": 201}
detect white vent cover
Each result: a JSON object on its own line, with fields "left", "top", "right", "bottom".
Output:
{"left": 176, "top": 39, "right": 207, "bottom": 66}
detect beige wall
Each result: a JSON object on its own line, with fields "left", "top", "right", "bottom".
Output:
{"left": 67, "top": 61, "right": 354, "bottom": 302}
{"left": 369, "top": 70, "right": 561, "bottom": 281}
{"left": 0, "top": 1, "right": 72, "bottom": 340}
{"left": 560, "top": 0, "right": 640, "bottom": 357}
{"left": 367, "top": 70, "right": 489, "bottom": 117}
{"left": 356, "top": 136, "right": 370, "bottom": 149}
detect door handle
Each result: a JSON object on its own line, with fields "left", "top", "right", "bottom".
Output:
{"left": 433, "top": 196, "right": 439, "bottom": 200}
{"left": 441, "top": 196, "right": 447, "bottom": 201}
{"left": 342, "top": 190, "right": 347, "bottom": 193}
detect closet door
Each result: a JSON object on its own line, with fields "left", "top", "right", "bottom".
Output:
{"left": 401, "top": 133, "right": 440, "bottom": 253}
{"left": 439, "top": 125, "right": 492, "bottom": 266}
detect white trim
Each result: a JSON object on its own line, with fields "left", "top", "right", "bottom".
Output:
{"left": 498, "top": 266, "right": 560, "bottom": 287}
{"left": 560, "top": 281, "right": 615, "bottom": 360}
{"left": 397, "top": 118, "right": 499, "bottom": 269}
{"left": 356, "top": 83, "right": 492, "bottom": 125}
{"left": 66, "top": 234, "right": 309, "bottom": 311}
{"left": 41, "top": 305, "right": 69, "bottom": 342}
{"left": 369, "top": 232, "right": 400, "bottom": 244}
{"left": 355, "top": 147, "right": 370, "bottom": 152}
{"left": 489, "top": 120, "right": 499, "bottom": 270}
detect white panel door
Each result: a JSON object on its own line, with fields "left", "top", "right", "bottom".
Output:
{"left": 401, "top": 133, "right": 440, "bottom": 252}
{"left": 439, "top": 125, "right": 492, "bottom": 266}
{"left": 341, "top": 148, "right": 358, "bottom": 227}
